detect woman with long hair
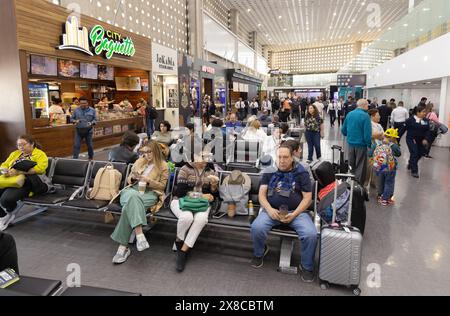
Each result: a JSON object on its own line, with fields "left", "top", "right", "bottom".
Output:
{"left": 111, "top": 141, "right": 169, "bottom": 264}
{"left": 304, "top": 105, "right": 324, "bottom": 163}
{"left": 170, "top": 152, "right": 219, "bottom": 272}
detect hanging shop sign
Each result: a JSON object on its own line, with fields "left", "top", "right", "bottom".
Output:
{"left": 58, "top": 16, "right": 136, "bottom": 60}
{"left": 152, "top": 43, "right": 178, "bottom": 75}
{"left": 201, "top": 66, "right": 216, "bottom": 75}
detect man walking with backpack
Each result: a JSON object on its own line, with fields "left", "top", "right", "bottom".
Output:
{"left": 145, "top": 100, "right": 158, "bottom": 137}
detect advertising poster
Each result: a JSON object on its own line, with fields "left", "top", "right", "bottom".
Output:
{"left": 190, "top": 72, "right": 200, "bottom": 114}
{"left": 141, "top": 79, "right": 149, "bottom": 92}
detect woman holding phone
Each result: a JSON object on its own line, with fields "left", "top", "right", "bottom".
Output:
{"left": 111, "top": 141, "right": 168, "bottom": 264}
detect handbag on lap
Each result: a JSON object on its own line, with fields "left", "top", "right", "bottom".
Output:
{"left": 0, "top": 175, "right": 26, "bottom": 189}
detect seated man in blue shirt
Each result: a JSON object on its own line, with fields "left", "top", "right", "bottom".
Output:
{"left": 71, "top": 96, "right": 97, "bottom": 160}
{"left": 225, "top": 113, "right": 243, "bottom": 133}
{"left": 251, "top": 144, "right": 317, "bottom": 283}
{"left": 258, "top": 110, "right": 272, "bottom": 127}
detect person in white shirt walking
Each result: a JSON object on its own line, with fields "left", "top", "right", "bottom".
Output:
{"left": 250, "top": 98, "right": 259, "bottom": 116}
{"left": 262, "top": 96, "right": 272, "bottom": 115}
{"left": 390, "top": 101, "right": 409, "bottom": 141}
{"left": 328, "top": 100, "right": 337, "bottom": 127}
{"left": 235, "top": 98, "right": 246, "bottom": 121}
{"left": 337, "top": 97, "right": 345, "bottom": 126}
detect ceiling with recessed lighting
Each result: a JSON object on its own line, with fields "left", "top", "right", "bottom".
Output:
{"left": 219, "top": 0, "right": 424, "bottom": 52}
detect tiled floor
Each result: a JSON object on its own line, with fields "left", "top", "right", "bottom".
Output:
{"left": 6, "top": 122, "right": 450, "bottom": 296}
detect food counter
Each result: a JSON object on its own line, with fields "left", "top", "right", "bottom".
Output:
{"left": 32, "top": 116, "right": 144, "bottom": 157}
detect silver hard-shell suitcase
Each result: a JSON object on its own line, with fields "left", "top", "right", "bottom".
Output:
{"left": 319, "top": 174, "right": 362, "bottom": 296}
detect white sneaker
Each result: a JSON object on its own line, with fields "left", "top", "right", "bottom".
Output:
{"left": 112, "top": 247, "right": 131, "bottom": 264}
{"left": 0, "top": 213, "right": 14, "bottom": 232}
{"left": 136, "top": 235, "right": 150, "bottom": 252}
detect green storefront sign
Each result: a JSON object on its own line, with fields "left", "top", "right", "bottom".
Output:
{"left": 89, "top": 25, "right": 136, "bottom": 60}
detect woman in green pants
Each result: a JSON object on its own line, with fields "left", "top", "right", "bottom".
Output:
{"left": 111, "top": 141, "right": 169, "bottom": 264}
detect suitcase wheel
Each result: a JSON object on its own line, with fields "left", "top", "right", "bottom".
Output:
{"left": 320, "top": 282, "right": 330, "bottom": 291}
{"left": 353, "top": 287, "right": 362, "bottom": 296}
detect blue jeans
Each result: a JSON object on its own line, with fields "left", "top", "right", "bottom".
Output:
{"left": 251, "top": 210, "right": 318, "bottom": 272}
{"left": 305, "top": 130, "right": 322, "bottom": 161}
{"left": 73, "top": 131, "right": 94, "bottom": 159}
{"left": 377, "top": 171, "right": 396, "bottom": 200}
{"left": 146, "top": 119, "right": 155, "bottom": 137}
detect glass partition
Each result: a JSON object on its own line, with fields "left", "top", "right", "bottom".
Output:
{"left": 340, "top": 0, "right": 450, "bottom": 74}
{"left": 203, "top": 12, "right": 268, "bottom": 75}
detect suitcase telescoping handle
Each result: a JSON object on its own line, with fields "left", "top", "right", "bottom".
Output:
{"left": 332, "top": 174, "right": 355, "bottom": 226}
{"left": 331, "top": 145, "right": 343, "bottom": 165}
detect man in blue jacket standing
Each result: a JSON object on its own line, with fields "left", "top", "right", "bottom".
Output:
{"left": 72, "top": 97, "right": 97, "bottom": 160}
{"left": 341, "top": 99, "right": 372, "bottom": 184}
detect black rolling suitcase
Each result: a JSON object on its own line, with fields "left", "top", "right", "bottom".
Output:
{"left": 332, "top": 145, "right": 349, "bottom": 174}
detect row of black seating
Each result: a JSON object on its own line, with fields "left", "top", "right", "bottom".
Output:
{"left": 0, "top": 276, "right": 140, "bottom": 296}
{"left": 12, "top": 157, "right": 316, "bottom": 275}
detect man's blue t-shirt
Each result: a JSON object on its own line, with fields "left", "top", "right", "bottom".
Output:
{"left": 261, "top": 165, "right": 312, "bottom": 211}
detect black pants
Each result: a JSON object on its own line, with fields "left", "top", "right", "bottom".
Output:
{"left": 425, "top": 132, "right": 437, "bottom": 156}
{"left": 406, "top": 137, "right": 426, "bottom": 174}
{"left": 329, "top": 112, "right": 336, "bottom": 126}
{"left": 292, "top": 111, "right": 300, "bottom": 124}
{"left": 0, "top": 186, "right": 31, "bottom": 217}
{"left": 393, "top": 122, "right": 407, "bottom": 142}
{"left": 337, "top": 112, "right": 344, "bottom": 126}
{"left": 0, "top": 232, "right": 19, "bottom": 274}
{"left": 238, "top": 109, "right": 246, "bottom": 121}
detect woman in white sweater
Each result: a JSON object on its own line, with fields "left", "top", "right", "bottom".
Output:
{"left": 241, "top": 120, "right": 267, "bottom": 143}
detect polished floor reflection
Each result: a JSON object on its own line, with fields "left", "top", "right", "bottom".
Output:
{"left": 7, "top": 122, "right": 450, "bottom": 296}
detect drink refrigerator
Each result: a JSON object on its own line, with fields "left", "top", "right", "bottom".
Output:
{"left": 29, "top": 83, "right": 49, "bottom": 119}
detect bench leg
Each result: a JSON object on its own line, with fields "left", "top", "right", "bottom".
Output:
{"left": 12, "top": 203, "right": 48, "bottom": 226}
{"left": 277, "top": 237, "right": 298, "bottom": 275}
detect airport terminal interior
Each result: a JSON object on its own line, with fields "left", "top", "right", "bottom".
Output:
{"left": 0, "top": 0, "right": 449, "bottom": 297}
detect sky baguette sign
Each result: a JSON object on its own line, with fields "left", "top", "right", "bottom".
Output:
{"left": 58, "top": 16, "right": 136, "bottom": 60}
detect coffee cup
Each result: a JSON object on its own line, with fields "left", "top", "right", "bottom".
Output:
{"left": 138, "top": 181, "right": 147, "bottom": 195}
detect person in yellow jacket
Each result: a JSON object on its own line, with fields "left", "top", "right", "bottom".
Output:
{"left": 0, "top": 135, "right": 48, "bottom": 231}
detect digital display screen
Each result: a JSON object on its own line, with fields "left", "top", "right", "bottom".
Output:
{"left": 80, "top": 62, "right": 99, "bottom": 79}
{"left": 98, "top": 65, "right": 114, "bottom": 81}
{"left": 30, "top": 55, "right": 57, "bottom": 76}
{"left": 58, "top": 59, "right": 80, "bottom": 78}
{"left": 337, "top": 74, "right": 367, "bottom": 87}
